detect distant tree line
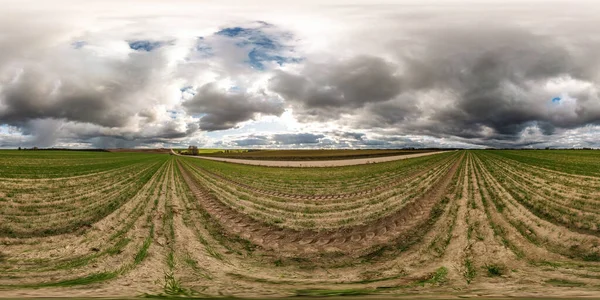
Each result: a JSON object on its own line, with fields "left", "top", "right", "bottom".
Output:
{"left": 482, "top": 147, "right": 598, "bottom": 150}
{"left": 179, "top": 146, "right": 199, "bottom": 156}
{"left": 16, "top": 147, "right": 108, "bottom": 152}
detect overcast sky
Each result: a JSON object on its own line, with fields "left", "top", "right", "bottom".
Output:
{"left": 1, "top": 0, "right": 599, "bottom": 149}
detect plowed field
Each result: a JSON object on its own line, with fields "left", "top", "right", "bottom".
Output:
{"left": 1, "top": 150, "right": 599, "bottom": 298}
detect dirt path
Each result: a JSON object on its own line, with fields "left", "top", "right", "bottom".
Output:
{"left": 174, "top": 150, "right": 449, "bottom": 167}
{"left": 176, "top": 153, "right": 463, "bottom": 259}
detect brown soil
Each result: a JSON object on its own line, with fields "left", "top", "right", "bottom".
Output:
{"left": 3, "top": 151, "right": 600, "bottom": 298}
{"left": 184, "top": 150, "right": 450, "bottom": 167}
{"left": 176, "top": 154, "right": 464, "bottom": 260}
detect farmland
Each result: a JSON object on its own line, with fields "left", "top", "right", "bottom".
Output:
{"left": 1, "top": 149, "right": 600, "bottom": 298}
{"left": 198, "top": 149, "right": 437, "bottom": 160}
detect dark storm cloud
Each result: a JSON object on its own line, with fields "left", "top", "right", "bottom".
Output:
{"left": 23, "top": 119, "right": 64, "bottom": 148}
{"left": 339, "top": 132, "right": 365, "bottom": 140}
{"left": 0, "top": 51, "right": 170, "bottom": 128}
{"left": 269, "top": 56, "right": 403, "bottom": 121}
{"left": 223, "top": 132, "right": 456, "bottom": 149}
{"left": 1, "top": 72, "right": 125, "bottom": 128}
{"left": 272, "top": 133, "right": 324, "bottom": 144}
{"left": 13, "top": 117, "right": 200, "bottom": 149}
{"left": 233, "top": 135, "right": 270, "bottom": 146}
{"left": 270, "top": 25, "right": 600, "bottom": 142}
{"left": 395, "top": 27, "right": 597, "bottom": 139}
{"left": 146, "top": 121, "right": 200, "bottom": 139}
{"left": 3, "top": 1, "right": 600, "bottom": 149}
{"left": 226, "top": 133, "right": 326, "bottom": 147}
{"left": 226, "top": 133, "right": 327, "bottom": 147}
{"left": 90, "top": 136, "right": 142, "bottom": 149}
{"left": 182, "top": 83, "right": 284, "bottom": 131}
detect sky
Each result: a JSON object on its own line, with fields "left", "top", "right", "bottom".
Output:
{"left": 1, "top": 0, "right": 600, "bottom": 149}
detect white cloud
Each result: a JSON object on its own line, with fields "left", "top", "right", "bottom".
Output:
{"left": 1, "top": 0, "right": 600, "bottom": 148}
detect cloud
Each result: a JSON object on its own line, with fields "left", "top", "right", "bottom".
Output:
{"left": 272, "top": 133, "right": 324, "bottom": 144}
{"left": 233, "top": 135, "right": 270, "bottom": 146}
{"left": 338, "top": 131, "right": 365, "bottom": 141}
{"left": 182, "top": 82, "right": 284, "bottom": 131}
{"left": 395, "top": 26, "right": 600, "bottom": 141}
{"left": 268, "top": 24, "right": 600, "bottom": 145}
{"left": 214, "top": 22, "right": 300, "bottom": 70}
{"left": 269, "top": 56, "right": 403, "bottom": 122}
{"left": 0, "top": 10, "right": 209, "bottom": 148}
{"left": 1, "top": 66, "right": 128, "bottom": 128}
{"left": 2, "top": 0, "right": 600, "bottom": 149}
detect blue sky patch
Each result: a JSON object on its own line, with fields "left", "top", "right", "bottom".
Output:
{"left": 214, "top": 23, "right": 301, "bottom": 70}
{"left": 128, "top": 40, "right": 170, "bottom": 51}
{"left": 195, "top": 37, "right": 213, "bottom": 57}
{"left": 216, "top": 27, "right": 247, "bottom": 37}
{"left": 71, "top": 41, "right": 87, "bottom": 49}
{"left": 552, "top": 97, "right": 561, "bottom": 103}
{"left": 167, "top": 110, "right": 179, "bottom": 120}
{"left": 180, "top": 86, "right": 196, "bottom": 100}
{"left": 248, "top": 49, "right": 302, "bottom": 69}
{"left": 228, "top": 86, "right": 244, "bottom": 92}
{"left": 180, "top": 86, "right": 194, "bottom": 93}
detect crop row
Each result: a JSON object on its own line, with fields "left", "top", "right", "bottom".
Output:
{"left": 0, "top": 158, "right": 173, "bottom": 288}
{"left": 0, "top": 156, "right": 168, "bottom": 237}
{"left": 470, "top": 152, "right": 600, "bottom": 274}
{"left": 179, "top": 155, "right": 458, "bottom": 230}
{"left": 179, "top": 152, "right": 457, "bottom": 195}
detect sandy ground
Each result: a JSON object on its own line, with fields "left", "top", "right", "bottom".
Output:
{"left": 5, "top": 151, "right": 600, "bottom": 298}
{"left": 176, "top": 150, "right": 448, "bottom": 167}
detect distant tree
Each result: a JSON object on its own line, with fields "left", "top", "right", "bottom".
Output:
{"left": 188, "top": 146, "right": 198, "bottom": 155}
{"left": 18, "top": 147, "right": 21, "bottom": 150}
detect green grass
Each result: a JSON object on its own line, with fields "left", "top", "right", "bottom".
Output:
{"left": 481, "top": 149, "right": 600, "bottom": 176}
{"left": 2, "top": 271, "right": 118, "bottom": 288}
{"left": 134, "top": 225, "right": 154, "bottom": 265}
{"left": 0, "top": 153, "right": 169, "bottom": 238}
{"left": 545, "top": 278, "right": 586, "bottom": 287}
{"left": 484, "top": 263, "right": 505, "bottom": 277}
{"left": 0, "top": 150, "right": 168, "bottom": 179}
{"left": 180, "top": 151, "right": 456, "bottom": 196}
{"left": 464, "top": 259, "right": 476, "bottom": 284}
{"left": 163, "top": 271, "right": 192, "bottom": 296}
{"left": 416, "top": 266, "right": 448, "bottom": 286}
{"left": 295, "top": 288, "right": 374, "bottom": 296}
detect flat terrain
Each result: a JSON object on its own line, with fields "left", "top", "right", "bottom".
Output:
{"left": 1, "top": 149, "right": 600, "bottom": 298}
{"left": 200, "top": 149, "right": 436, "bottom": 160}
{"left": 106, "top": 148, "right": 172, "bottom": 154}
{"left": 187, "top": 150, "right": 447, "bottom": 167}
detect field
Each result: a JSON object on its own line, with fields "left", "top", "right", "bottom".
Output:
{"left": 1, "top": 149, "right": 600, "bottom": 298}
{"left": 198, "top": 149, "right": 436, "bottom": 160}
{"left": 107, "top": 148, "right": 172, "bottom": 154}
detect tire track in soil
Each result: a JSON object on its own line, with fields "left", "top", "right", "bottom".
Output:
{"left": 184, "top": 151, "right": 448, "bottom": 168}
{"left": 0, "top": 159, "right": 171, "bottom": 289}
{"left": 189, "top": 159, "right": 451, "bottom": 229}
{"left": 470, "top": 153, "right": 560, "bottom": 263}
{"left": 176, "top": 154, "right": 464, "bottom": 258}
{"left": 183, "top": 154, "right": 456, "bottom": 203}
{"left": 468, "top": 153, "right": 600, "bottom": 289}
{"left": 472, "top": 153, "right": 600, "bottom": 265}
{"left": 438, "top": 154, "right": 469, "bottom": 283}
